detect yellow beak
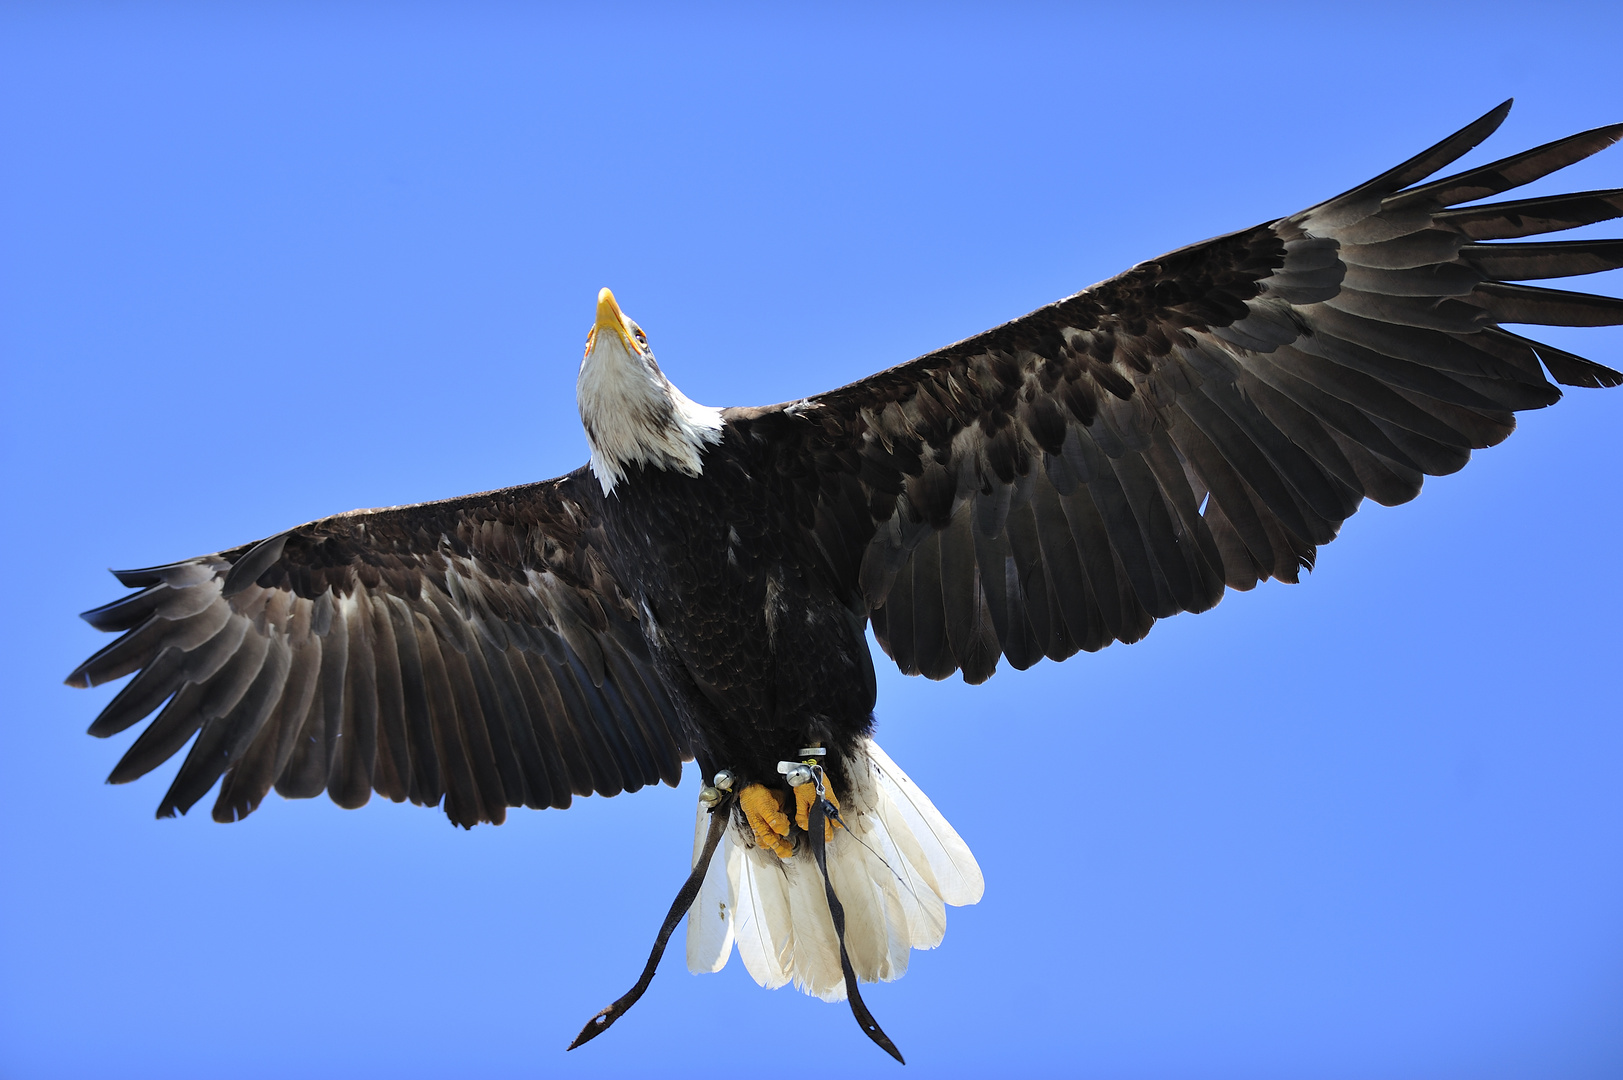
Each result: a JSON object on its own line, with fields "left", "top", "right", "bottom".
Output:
{"left": 594, "top": 287, "right": 633, "bottom": 349}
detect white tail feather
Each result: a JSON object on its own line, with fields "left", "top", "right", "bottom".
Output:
{"left": 684, "top": 737, "right": 983, "bottom": 999}
{"left": 781, "top": 852, "right": 844, "bottom": 1000}
{"left": 865, "top": 741, "right": 984, "bottom": 907}
{"left": 730, "top": 841, "right": 792, "bottom": 989}
{"left": 685, "top": 805, "right": 733, "bottom": 974}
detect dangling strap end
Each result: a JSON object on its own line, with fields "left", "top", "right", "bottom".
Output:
{"left": 808, "top": 797, "right": 906, "bottom": 1065}
{"left": 567, "top": 800, "right": 730, "bottom": 1050}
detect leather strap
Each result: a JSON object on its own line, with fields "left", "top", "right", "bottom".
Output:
{"left": 568, "top": 802, "right": 730, "bottom": 1050}
{"left": 809, "top": 795, "right": 906, "bottom": 1064}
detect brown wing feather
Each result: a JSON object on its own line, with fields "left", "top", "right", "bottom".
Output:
{"left": 67, "top": 469, "right": 690, "bottom": 827}
{"left": 764, "top": 101, "right": 1623, "bottom": 684}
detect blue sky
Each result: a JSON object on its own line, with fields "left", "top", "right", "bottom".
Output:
{"left": 3, "top": 4, "right": 1621, "bottom": 1078}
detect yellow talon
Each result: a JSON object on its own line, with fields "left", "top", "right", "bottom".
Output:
{"left": 739, "top": 783, "right": 793, "bottom": 859}
{"left": 794, "top": 779, "right": 840, "bottom": 842}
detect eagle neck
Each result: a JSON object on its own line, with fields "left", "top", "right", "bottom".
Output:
{"left": 577, "top": 339, "right": 724, "bottom": 496}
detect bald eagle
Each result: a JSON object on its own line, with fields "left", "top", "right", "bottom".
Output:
{"left": 67, "top": 102, "right": 1623, "bottom": 1059}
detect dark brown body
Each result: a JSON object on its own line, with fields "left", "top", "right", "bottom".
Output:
{"left": 599, "top": 418, "right": 876, "bottom": 792}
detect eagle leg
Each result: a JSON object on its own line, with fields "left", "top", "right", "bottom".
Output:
{"left": 738, "top": 783, "right": 793, "bottom": 858}
{"left": 794, "top": 779, "right": 840, "bottom": 842}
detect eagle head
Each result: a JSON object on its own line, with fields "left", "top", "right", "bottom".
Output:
{"left": 577, "top": 287, "right": 724, "bottom": 496}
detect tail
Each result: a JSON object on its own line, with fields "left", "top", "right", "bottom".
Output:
{"left": 684, "top": 738, "right": 984, "bottom": 1001}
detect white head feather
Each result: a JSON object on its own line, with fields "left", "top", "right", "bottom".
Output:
{"left": 577, "top": 288, "right": 724, "bottom": 495}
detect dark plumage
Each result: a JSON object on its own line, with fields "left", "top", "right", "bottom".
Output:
{"left": 70, "top": 101, "right": 1622, "bottom": 846}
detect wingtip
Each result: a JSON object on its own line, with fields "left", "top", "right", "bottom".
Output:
{"left": 1473, "top": 98, "right": 1514, "bottom": 143}
{"left": 111, "top": 565, "right": 165, "bottom": 588}
{"left": 221, "top": 533, "right": 289, "bottom": 597}
{"left": 78, "top": 591, "right": 121, "bottom": 625}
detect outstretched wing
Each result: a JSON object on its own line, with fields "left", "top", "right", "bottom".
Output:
{"left": 747, "top": 101, "right": 1623, "bottom": 683}
{"left": 67, "top": 470, "right": 690, "bottom": 827}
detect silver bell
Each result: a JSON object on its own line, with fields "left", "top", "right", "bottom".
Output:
{"left": 698, "top": 786, "right": 723, "bottom": 807}
{"left": 712, "top": 769, "right": 736, "bottom": 792}
{"left": 782, "top": 763, "right": 814, "bottom": 788}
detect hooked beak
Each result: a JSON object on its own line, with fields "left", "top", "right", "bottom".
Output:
{"left": 591, "top": 287, "right": 635, "bottom": 352}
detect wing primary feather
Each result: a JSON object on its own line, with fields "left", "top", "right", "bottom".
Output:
{"left": 186, "top": 619, "right": 271, "bottom": 728}
{"left": 79, "top": 584, "right": 167, "bottom": 633}
{"left": 213, "top": 634, "right": 318, "bottom": 823}
{"left": 1323, "top": 427, "right": 1424, "bottom": 507}
{"left": 1201, "top": 372, "right": 1362, "bottom": 524}
{"left": 1056, "top": 484, "right": 1128, "bottom": 641}
{"left": 1434, "top": 188, "right": 1623, "bottom": 239}
{"left": 504, "top": 649, "right": 575, "bottom": 807}
{"left": 1141, "top": 431, "right": 1227, "bottom": 610}
{"left": 109, "top": 562, "right": 204, "bottom": 590}
{"left": 477, "top": 637, "right": 551, "bottom": 809}
{"left": 970, "top": 523, "right": 1012, "bottom": 649}
{"left": 161, "top": 636, "right": 289, "bottom": 818}
{"left": 1251, "top": 347, "right": 1458, "bottom": 461}
{"left": 518, "top": 651, "right": 598, "bottom": 798}
{"left": 383, "top": 595, "right": 440, "bottom": 804}
{"left": 588, "top": 659, "right": 656, "bottom": 793}
{"left": 1485, "top": 328, "right": 1623, "bottom": 388}
{"left": 906, "top": 532, "right": 953, "bottom": 680}
{"left": 1386, "top": 386, "right": 1512, "bottom": 449}
{"left": 993, "top": 500, "right": 1058, "bottom": 665}
{"left": 995, "top": 540, "right": 1041, "bottom": 670}
{"left": 1235, "top": 371, "right": 1367, "bottom": 498}
{"left": 548, "top": 654, "right": 627, "bottom": 796}
{"left": 1471, "top": 281, "right": 1623, "bottom": 326}
{"left": 439, "top": 644, "right": 507, "bottom": 824}
{"left": 1286, "top": 318, "right": 1513, "bottom": 409}
{"left": 1387, "top": 122, "right": 1623, "bottom": 211}
{"left": 1066, "top": 434, "right": 1166, "bottom": 615}
{"left": 1028, "top": 478, "right": 1108, "bottom": 652}
{"left": 938, "top": 507, "right": 999, "bottom": 683}
{"left": 330, "top": 593, "right": 378, "bottom": 811}
{"left": 263, "top": 631, "right": 323, "bottom": 788}
{"left": 880, "top": 548, "right": 918, "bottom": 676}
{"left": 86, "top": 646, "right": 187, "bottom": 737}
{"left": 221, "top": 534, "right": 289, "bottom": 597}
{"left": 68, "top": 602, "right": 227, "bottom": 689}
{"left": 1167, "top": 415, "right": 1277, "bottom": 580}
{"left": 1106, "top": 451, "right": 1199, "bottom": 617}
{"left": 410, "top": 609, "right": 482, "bottom": 826}
{"left": 1174, "top": 391, "right": 1321, "bottom": 545}
{"left": 367, "top": 591, "right": 410, "bottom": 804}
{"left": 107, "top": 682, "right": 207, "bottom": 786}
{"left": 1460, "top": 239, "right": 1623, "bottom": 280}
{"left": 601, "top": 638, "right": 686, "bottom": 786}
{"left": 1304, "top": 100, "right": 1512, "bottom": 227}
{"left": 313, "top": 593, "right": 349, "bottom": 784}
{"left": 275, "top": 680, "right": 330, "bottom": 800}
{"left": 459, "top": 635, "right": 528, "bottom": 809}
{"left": 566, "top": 649, "right": 644, "bottom": 793}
